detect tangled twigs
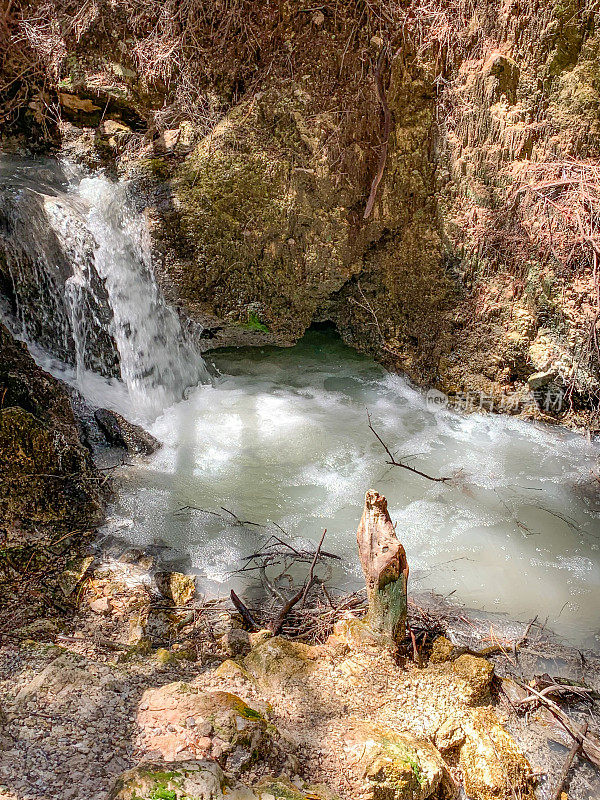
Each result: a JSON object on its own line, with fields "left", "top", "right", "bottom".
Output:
{"left": 515, "top": 680, "right": 600, "bottom": 767}
{"left": 270, "top": 528, "right": 327, "bottom": 634}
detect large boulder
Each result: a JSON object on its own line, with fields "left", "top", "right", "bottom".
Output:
{"left": 243, "top": 636, "right": 321, "bottom": 691}
{"left": 341, "top": 720, "right": 457, "bottom": 800}
{"left": 136, "top": 684, "right": 287, "bottom": 775}
{"left": 131, "top": 68, "right": 451, "bottom": 387}
{"left": 458, "top": 709, "right": 534, "bottom": 800}
{"left": 109, "top": 761, "right": 338, "bottom": 800}
{"left": 15, "top": 653, "right": 99, "bottom": 708}
{"left": 109, "top": 759, "right": 226, "bottom": 800}
{"left": 0, "top": 323, "right": 103, "bottom": 542}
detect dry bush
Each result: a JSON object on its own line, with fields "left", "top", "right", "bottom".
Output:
{"left": 1, "top": 0, "right": 486, "bottom": 133}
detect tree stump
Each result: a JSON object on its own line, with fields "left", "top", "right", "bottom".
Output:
{"left": 356, "top": 490, "right": 407, "bottom": 644}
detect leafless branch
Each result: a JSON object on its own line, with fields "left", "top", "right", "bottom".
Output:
{"left": 367, "top": 410, "right": 452, "bottom": 482}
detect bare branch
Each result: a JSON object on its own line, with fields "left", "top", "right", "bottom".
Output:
{"left": 230, "top": 589, "right": 259, "bottom": 631}
{"left": 367, "top": 410, "right": 452, "bottom": 483}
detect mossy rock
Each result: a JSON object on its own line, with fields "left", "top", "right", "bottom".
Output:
{"left": 137, "top": 685, "right": 284, "bottom": 775}
{"left": 342, "top": 721, "right": 457, "bottom": 800}
{"left": 213, "top": 659, "right": 255, "bottom": 683}
{"left": 459, "top": 708, "right": 534, "bottom": 800}
{"left": 243, "top": 636, "right": 321, "bottom": 690}
{"left": 450, "top": 655, "right": 494, "bottom": 704}
{"left": 0, "top": 406, "right": 101, "bottom": 528}
{"left": 242, "top": 777, "right": 339, "bottom": 800}
{"left": 108, "top": 759, "right": 225, "bottom": 799}
{"left": 110, "top": 763, "right": 338, "bottom": 800}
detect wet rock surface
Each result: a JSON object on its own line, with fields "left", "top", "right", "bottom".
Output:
{"left": 93, "top": 408, "right": 161, "bottom": 455}
{"left": 155, "top": 571, "right": 196, "bottom": 606}
{"left": 0, "top": 323, "right": 103, "bottom": 544}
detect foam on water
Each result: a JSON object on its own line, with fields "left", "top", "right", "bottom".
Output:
{"left": 106, "top": 331, "right": 600, "bottom": 648}
{"left": 2, "top": 156, "right": 599, "bottom": 648}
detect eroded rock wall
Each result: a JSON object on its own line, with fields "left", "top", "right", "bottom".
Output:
{"left": 0, "top": 323, "right": 103, "bottom": 545}
{"left": 4, "top": 0, "right": 600, "bottom": 427}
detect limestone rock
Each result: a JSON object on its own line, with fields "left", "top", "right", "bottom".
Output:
{"left": 333, "top": 617, "right": 388, "bottom": 651}
{"left": 240, "top": 777, "right": 339, "bottom": 799}
{"left": 57, "top": 555, "right": 94, "bottom": 597}
{"left": 356, "top": 490, "right": 408, "bottom": 645}
{"left": 59, "top": 91, "right": 102, "bottom": 114}
{"left": 527, "top": 369, "right": 557, "bottom": 390}
{"left": 429, "top": 636, "right": 455, "bottom": 663}
{"left": 136, "top": 684, "right": 285, "bottom": 774}
{"left": 433, "top": 717, "right": 465, "bottom": 754}
{"left": 248, "top": 628, "right": 273, "bottom": 648}
{"left": 451, "top": 655, "right": 494, "bottom": 703}
{"left": 243, "top": 636, "right": 320, "bottom": 690}
{"left": 155, "top": 571, "right": 196, "bottom": 605}
{"left": 481, "top": 53, "right": 520, "bottom": 103}
{"left": 458, "top": 708, "right": 534, "bottom": 800}
{"left": 108, "top": 759, "right": 225, "bottom": 800}
{"left": 15, "top": 653, "right": 99, "bottom": 706}
{"left": 0, "top": 325, "right": 104, "bottom": 535}
{"left": 221, "top": 628, "right": 251, "bottom": 657}
{"left": 109, "top": 762, "right": 338, "bottom": 800}
{"left": 89, "top": 596, "right": 112, "bottom": 614}
{"left": 100, "top": 119, "right": 131, "bottom": 137}
{"left": 342, "top": 720, "right": 457, "bottom": 800}
{"left": 213, "top": 659, "right": 255, "bottom": 683}
{"left": 94, "top": 407, "right": 161, "bottom": 455}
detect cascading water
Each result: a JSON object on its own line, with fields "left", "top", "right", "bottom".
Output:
{"left": 1, "top": 156, "right": 600, "bottom": 650}
{"left": 75, "top": 176, "right": 209, "bottom": 415}
{"left": 0, "top": 156, "right": 208, "bottom": 418}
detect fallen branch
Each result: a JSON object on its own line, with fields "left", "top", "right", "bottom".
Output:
{"left": 514, "top": 681, "right": 600, "bottom": 767}
{"left": 230, "top": 589, "right": 259, "bottom": 631}
{"left": 518, "top": 682, "right": 598, "bottom": 707}
{"left": 550, "top": 719, "right": 588, "bottom": 800}
{"left": 367, "top": 410, "right": 452, "bottom": 482}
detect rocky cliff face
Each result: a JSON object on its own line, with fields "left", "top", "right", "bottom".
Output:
{"left": 0, "top": 323, "right": 103, "bottom": 545}
{"left": 3, "top": 0, "right": 600, "bottom": 428}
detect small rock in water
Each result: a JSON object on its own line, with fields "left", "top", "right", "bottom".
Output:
{"left": 94, "top": 408, "right": 161, "bottom": 455}
{"left": 155, "top": 571, "right": 196, "bottom": 606}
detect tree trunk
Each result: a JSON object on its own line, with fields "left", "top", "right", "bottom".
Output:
{"left": 356, "top": 490, "right": 407, "bottom": 644}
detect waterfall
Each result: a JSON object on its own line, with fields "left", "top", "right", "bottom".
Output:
{"left": 0, "top": 157, "right": 208, "bottom": 418}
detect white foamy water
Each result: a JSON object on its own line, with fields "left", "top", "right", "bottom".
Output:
{"left": 2, "top": 157, "right": 599, "bottom": 649}
{"left": 104, "top": 331, "right": 600, "bottom": 648}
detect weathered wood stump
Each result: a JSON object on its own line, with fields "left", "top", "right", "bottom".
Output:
{"left": 356, "top": 490, "right": 408, "bottom": 645}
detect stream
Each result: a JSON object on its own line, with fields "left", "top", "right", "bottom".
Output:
{"left": 2, "top": 156, "right": 600, "bottom": 650}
